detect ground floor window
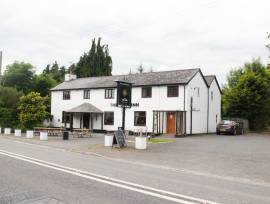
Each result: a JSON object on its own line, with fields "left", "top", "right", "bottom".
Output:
{"left": 134, "top": 111, "right": 146, "bottom": 126}
{"left": 104, "top": 112, "right": 114, "bottom": 125}
{"left": 62, "top": 112, "right": 71, "bottom": 123}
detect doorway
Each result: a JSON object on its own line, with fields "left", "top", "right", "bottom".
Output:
{"left": 166, "top": 112, "right": 176, "bottom": 133}
{"left": 83, "top": 113, "right": 90, "bottom": 129}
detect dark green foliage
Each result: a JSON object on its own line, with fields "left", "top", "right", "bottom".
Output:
{"left": 72, "top": 38, "right": 112, "bottom": 78}
{"left": 223, "top": 59, "right": 270, "bottom": 130}
{"left": 34, "top": 74, "right": 57, "bottom": 97}
{"left": 43, "top": 61, "right": 66, "bottom": 83}
{"left": 0, "top": 86, "right": 21, "bottom": 128}
{"left": 1, "top": 61, "right": 34, "bottom": 94}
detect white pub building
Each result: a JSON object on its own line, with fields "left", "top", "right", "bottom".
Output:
{"left": 50, "top": 68, "right": 221, "bottom": 136}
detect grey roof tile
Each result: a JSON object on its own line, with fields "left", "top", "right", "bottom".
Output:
{"left": 51, "top": 68, "right": 200, "bottom": 91}
{"left": 204, "top": 75, "right": 215, "bottom": 87}
{"left": 67, "top": 103, "right": 103, "bottom": 113}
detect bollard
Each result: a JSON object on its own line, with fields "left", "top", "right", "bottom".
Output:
{"left": 0, "top": 127, "right": 2, "bottom": 134}
{"left": 26, "top": 130, "right": 34, "bottom": 139}
{"left": 40, "top": 132, "right": 48, "bottom": 141}
{"left": 4, "top": 128, "right": 11, "bottom": 135}
{"left": 15, "top": 129, "right": 21, "bottom": 137}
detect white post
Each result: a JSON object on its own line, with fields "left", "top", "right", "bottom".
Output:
{"left": 15, "top": 129, "right": 21, "bottom": 137}
{"left": 4, "top": 128, "right": 11, "bottom": 135}
{"left": 26, "top": 130, "right": 34, "bottom": 139}
{"left": 40, "top": 132, "right": 48, "bottom": 141}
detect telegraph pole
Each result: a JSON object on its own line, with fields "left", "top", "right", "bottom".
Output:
{"left": 0, "top": 51, "right": 2, "bottom": 76}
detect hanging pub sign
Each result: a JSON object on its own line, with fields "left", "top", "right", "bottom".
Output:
{"left": 115, "top": 80, "right": 132, "bottom": 108}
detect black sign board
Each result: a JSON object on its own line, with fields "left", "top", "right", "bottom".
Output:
{"left": 116, "top": 81, "right": 132, "bottom": 108}
{"left": 113, "top": 129, "right": 126, "bottom": 148}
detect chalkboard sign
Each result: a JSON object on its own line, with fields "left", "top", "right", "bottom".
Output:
{"left": 113, "top": 129, "right": 126, "bottom": 148}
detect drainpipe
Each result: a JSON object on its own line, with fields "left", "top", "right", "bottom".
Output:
{"left": 207, "top": 88, "right": 209, "bottom": 134}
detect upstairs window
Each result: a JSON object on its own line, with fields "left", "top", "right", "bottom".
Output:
{"left": 104, "top": 112, "right": 114, "bottom": 125}
{"left": 142, "top": 87, "right": 152, "bottom": 98}
{"left": 134, "top": 111, "right": 146, "bottom": 126}
{"left": 84, "top": 89, "right": 90, "bottom": 99}
{"left": 167, "top": 86, "right": 178, "bottom": 97}
{"left": 211, "top": 91, "right": 214, "bottom": 101}
{"left": 105, "top": 89, "right": 115, "bottom": 99}
{"left": 63, "top": 91, "right": 70, "bottom": 100}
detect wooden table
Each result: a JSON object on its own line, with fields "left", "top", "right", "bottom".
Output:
{"left": 34, "top": 127, "right": 64, "bottom": 136}
{"left": 72, "top": 128, "right": 92, "bottom": 138}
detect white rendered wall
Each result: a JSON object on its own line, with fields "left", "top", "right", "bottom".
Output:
{"left": 51, "top": 85, "right": 185, "bottom": 132}
{"left": 185, "top": 72, "right": 208, "bottom": 134}
{"left": 208, "top": 80, "right": 221, "bottom": 133}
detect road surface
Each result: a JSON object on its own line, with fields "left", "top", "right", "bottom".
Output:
{"left": 0, "top": 137, "right": 270, "bottom": 204}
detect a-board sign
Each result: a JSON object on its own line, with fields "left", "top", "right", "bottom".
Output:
{"left": 116, "top": 81, "right": 132, "bottom": 108}
{"left": 113, "top": 129, "right": 126, "bottom": 148}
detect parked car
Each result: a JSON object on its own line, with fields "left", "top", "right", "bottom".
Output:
{"left": 216, "top": 120, "right": 244, "bottom": 135}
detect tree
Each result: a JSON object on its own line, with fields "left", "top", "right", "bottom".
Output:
{"left": 267, "top": 32, "right": 270, "bottom": 58}
{"left": 34, "top": 74, "right": 57, "bottom": 97}
{"left": 73, "top": 37, "right": 112, "bottom": 78}
{"left": 17, "top": 92, "right": 50, "bottom": 129}
{"left": 0, "top": 86, "right": 21, "bottom": 128}
{"left": 1, "top": 61, "right": 35, "bottom": 94}
{"left": 222, "top": 59, "right": 270, "bottom": 130}
{"left": 43, "top": 61, "right": 65, "bottom": 83}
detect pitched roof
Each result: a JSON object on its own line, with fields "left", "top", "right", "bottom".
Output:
{"left": 204, "top": 75, "right": 216, "bottom": 87}
{"left": 51, "top": 68, "right": 200, "bottom": 91}
{"left": 67, "top": 103, "right": 103, "bottom": 113}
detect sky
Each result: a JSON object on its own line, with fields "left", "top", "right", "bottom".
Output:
{"left": 0, "top": 0, "right": 269, "bottom": 85}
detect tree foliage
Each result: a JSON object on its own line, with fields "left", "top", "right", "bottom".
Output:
{"left": 1, "top": 61, "right": 35, "bottom": 94}
{"left": 43, "top": 61, "right": 66, "bottom": 83}
{"left": 0, "top": 86, "right": 21, "bottom": 128}
{"left": 34, "top": 74, "right": 57, "bottom": 97}
{"left": 72, "top": 38, "right": 112, "bottom": 78}
{"left": 222, "top": 59, "right": 270, "bottom": 130}
{"left": 17, "top": 92, "right": 50, "bottom": 129}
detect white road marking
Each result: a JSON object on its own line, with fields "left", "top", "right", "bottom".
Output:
{"left": 0, "top": 149, "right": 221, "bottom": 204}
{"left": 8, "top": 140, "right": 270, "bottom": 188}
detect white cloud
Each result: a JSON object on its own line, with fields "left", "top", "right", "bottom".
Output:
{"left": 0, "top": 0, "right": 269, "bottom": 84}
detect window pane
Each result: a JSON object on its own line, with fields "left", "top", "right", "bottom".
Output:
{"left": 134, "top": 111, "right": 146, "bottom": 126}
{"left": 63, "top": 91, "right": 70, "bottom": 100}
{"left": 142, "top": 87, "right": 152, "bottom": 98}
{"left": 104, "top": 112, "right": 114, "bottom": 125}
{"left": 84, "top": 90, "right": 90, "bottom": 99}
{"left": 167, "top": 86, "right": 178, "bottom": 97}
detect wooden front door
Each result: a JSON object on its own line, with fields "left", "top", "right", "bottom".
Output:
{"left": 166, "top": 112, "right": 176, "bottom": 134}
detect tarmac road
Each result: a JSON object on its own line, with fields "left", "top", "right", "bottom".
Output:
{"left": 0, "top": 137, "right": 270, "bottom": 204}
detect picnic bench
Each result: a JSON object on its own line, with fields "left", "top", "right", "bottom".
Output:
{"left": 71, "top": 128, "right": 92, "bottom": 138}
{"left": 34, "top": 127, "right": 64, "bottom": 136}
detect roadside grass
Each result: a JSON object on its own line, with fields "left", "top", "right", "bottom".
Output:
{"left": 148, "top": 138, "right": 176, "bottom": 143}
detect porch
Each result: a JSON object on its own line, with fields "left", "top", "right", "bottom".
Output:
{"left": 63, "top": 103, "right": 103, "bottom": 131}
{"left": 152, "top": 110, "right": 186, "bottom": 136}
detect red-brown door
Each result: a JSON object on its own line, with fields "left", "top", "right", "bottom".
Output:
{"left": 166, "top": 112, "right": 176, "bottom": 134}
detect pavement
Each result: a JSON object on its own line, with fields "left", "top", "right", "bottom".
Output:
{"left": 0, "top": 133, "right": 270, "bottom": 203}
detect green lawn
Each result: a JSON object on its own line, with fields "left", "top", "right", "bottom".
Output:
{"left": 148, "top": 138, "right": 176, "bottom": 143}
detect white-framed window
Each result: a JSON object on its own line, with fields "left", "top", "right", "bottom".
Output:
{"left": 83, "top": 89, "right": 90, "bottom": 99}
{"left": 105, "top": 89, "right": 115, "bottom": 99}
{"left": 63, "top": 91, "right": 70, "bottom": 100}
{"left": 104, "top": 112, "right": 114, "bottom": 125}
{"left": 211, "top": 91, "right": 214, "bottom": 101}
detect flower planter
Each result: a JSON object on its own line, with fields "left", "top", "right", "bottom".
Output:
{"left": 135, "top": 137, "right": 147, "bottom": 150}
{"left": 26, "top": 130, "right": 34, "bottom": 139}
{"left": 40, "top": 132, "right": 48, "bottom": 141}
{"left": 104, "top": 135, "right": 114, "bottom": 147}
{"left": 4, "top": 128, "right": 11, "bottom": 135}
{"left": 15, "top": 129, "right": 21, "bottom": 137}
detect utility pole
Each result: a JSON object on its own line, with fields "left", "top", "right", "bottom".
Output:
{"left": 0, "top": 51, "right": 2, "bottom": 76}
